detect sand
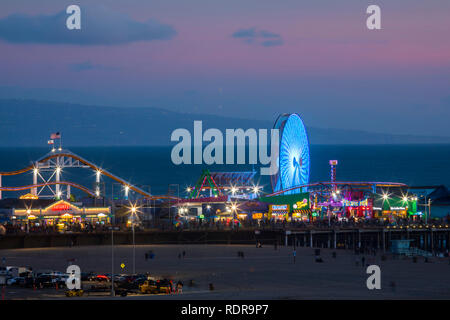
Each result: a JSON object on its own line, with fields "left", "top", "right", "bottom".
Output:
{"left": 1, "top": 244, "right": 449, "bottom": 299}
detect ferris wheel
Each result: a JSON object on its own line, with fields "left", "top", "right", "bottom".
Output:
{"left": 271, "top": 113, "right": 310, "bottom": 194}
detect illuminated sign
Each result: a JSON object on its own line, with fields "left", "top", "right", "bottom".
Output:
{"left": 252, "top": 213, "right": 263, "bottom": 219}
{"left": 342, "top": 199, "right": 369, "bottom": 207}
{"left": 293, "top": 199, "right": 308, "bottom": 209}
{"left": 51, "top": 201, "right": 72, "bottom": 211}
{"left": 272, "top": 205, "right": 288, "bottom": 211}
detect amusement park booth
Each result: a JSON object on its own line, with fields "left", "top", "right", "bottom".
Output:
{"left": 342, "top": 198, "right": 373, "bottom": 218}
{"left": 260, "top": 193, "right": 310, "bottom": 221}
{"left": 237, "top": 201, "right": 269, "bottom": 222}
{"left": 269, "top": 205, "right": 289, "bottom": 221}
{"left": 11, "top": 199, "right": 111, "bottom": 227}
{"left": 372, "top": 196, "right": 417, "bottom": 221}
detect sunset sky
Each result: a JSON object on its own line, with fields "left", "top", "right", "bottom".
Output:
{"left": 0, "top": 0, "right": 449, "bottom": 136}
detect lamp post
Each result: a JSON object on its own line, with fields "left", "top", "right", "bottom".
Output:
{"left": 109, "top": 226, "right": 119, "bottom": 297}
{"left": 131, "top": 205, "right": 137, "bottom": 274}
{"left": 26, "top": 209, "right": 31, "bottom": 234}
{"left": 231, "top": 204, "right": 237, "bottom": 230}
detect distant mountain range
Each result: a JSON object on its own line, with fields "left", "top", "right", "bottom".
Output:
{"left": 0, "top": 99, "right": 449, "bottom": 146}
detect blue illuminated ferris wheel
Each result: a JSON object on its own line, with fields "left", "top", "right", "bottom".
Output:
{"left": 271, "top": 113, "right": 310, "bottom": 194}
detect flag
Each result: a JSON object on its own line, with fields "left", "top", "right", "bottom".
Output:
{"left": 50, "top": 132, "right": 61, "bottom": 139}
{"left": 47, "top": 140, "right": 54, "bottom": 145}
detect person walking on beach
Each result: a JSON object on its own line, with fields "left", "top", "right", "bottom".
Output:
{"left": 176, "top": 280, "right": 183, "bottom": 293}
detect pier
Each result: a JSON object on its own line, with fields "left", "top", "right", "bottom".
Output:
{"left": 1, "top": 226, "right": 449, "bottom": 252}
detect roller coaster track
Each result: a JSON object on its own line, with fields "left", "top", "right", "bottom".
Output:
{"left": 0, "top": 181, "right": 96, "bottom": 197}
{"left": 0, "top": 150, "right": 179, "bottom": 201}
{"left": 265, "top": 181, "right": 408, "bottom": 197}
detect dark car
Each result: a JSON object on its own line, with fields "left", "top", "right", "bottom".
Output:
{"left": 117, "top": 276, "right": 146, "bottom": 290}
{"left": 81, "top": 272, "right": 96, "bottom": 281}
{"left": 35, "top": 275, "right": 54, "bottom": 288}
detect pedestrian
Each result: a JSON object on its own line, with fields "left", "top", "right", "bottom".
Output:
{"left": 182, "top": 251, "right": 186, "bottom": 258}
{"left": 169, "top": 280, "right": 174, "bottom": 294}
{"left": 176, "top": 280, "right": 183, "bottom": 293}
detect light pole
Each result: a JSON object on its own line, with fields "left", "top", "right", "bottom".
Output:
{"left": 131, "top": 205, "right": 137, "bottom": 274}
{"left": 110, "top": 226, "right": 119, "bottom": 297}
{"left": 169, "top": 184, "right": 180, "bottom": 227}
{"left": 26, "top": 209, "right": 31, "bottom": 234}
{"left": 231, "top": 203, "right": 237, "bottom": 230}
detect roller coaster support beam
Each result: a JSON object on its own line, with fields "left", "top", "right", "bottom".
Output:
{"left": 55, "top": 156, "right": 61, "bottom": 199}
{"left": 124, "top": 185, "right": 129, "bottom": 200}
{"left": 32, "top": 164, "right": 38, "bottom": 196}
{"left": 95, "top": 170, "right": 101, "bottom": 198}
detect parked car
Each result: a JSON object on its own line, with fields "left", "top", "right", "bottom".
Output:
{"left": 95, "top": 274, "right": 110, "bottom": 282}
{"left": 35, "top": 274, "right": 54, "bottom": 288}
{"left": 7, "top": 277, "right": 25, "bottom": 286}
{"left": 81, "top": 272, "right": 96, "bottom": 281}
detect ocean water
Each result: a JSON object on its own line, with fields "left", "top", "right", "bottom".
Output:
{"left": 0, "top": 145, "right": 449, "bottom": 197}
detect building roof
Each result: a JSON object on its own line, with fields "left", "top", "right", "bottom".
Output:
{"left": 238, "top": 200, "right": 269, "bottom": 212}
{"left": 210, "top": 171, "right": 256, "bottom": 186}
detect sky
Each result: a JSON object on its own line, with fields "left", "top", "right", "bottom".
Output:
{"left": 0, "top": 0, "right": 449, "bottom": 137}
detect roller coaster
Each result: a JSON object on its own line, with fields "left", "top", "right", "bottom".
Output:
{"left": 0, "top": 148, "right": 178, "bottom": 201}
{"left": 264, "top": 181, "right": 408, "bottom": 197}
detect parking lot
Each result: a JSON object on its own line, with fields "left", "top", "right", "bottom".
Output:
{"left": 1, "top": 244, "right": 450, "bottom": 299}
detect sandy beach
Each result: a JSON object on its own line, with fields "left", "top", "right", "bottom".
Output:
{"left": 1, "top": 244, "right": 449, "bottom": 300}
